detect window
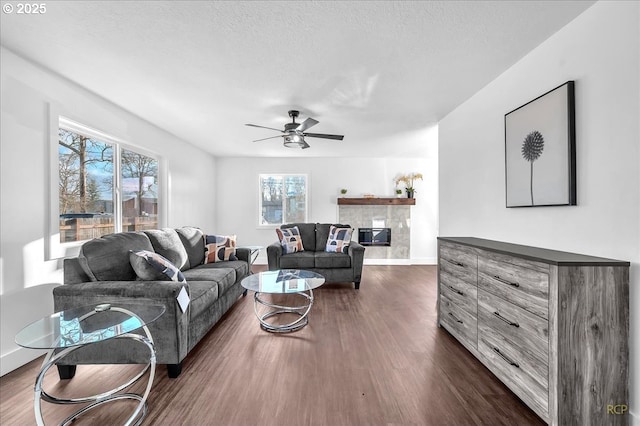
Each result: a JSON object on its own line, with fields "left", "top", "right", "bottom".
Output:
{"left": 56, "top": 118, "right": 159, "bottom": 245}
{"left": 120, "top": 148, "right": 159, "bottom": 233}
{"left": 259, "top": 174, "right": 307, "bottom": 226}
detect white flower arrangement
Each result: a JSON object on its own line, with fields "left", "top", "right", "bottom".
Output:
{"left": 394, "top": 172, "right": 423, "bottom": 193}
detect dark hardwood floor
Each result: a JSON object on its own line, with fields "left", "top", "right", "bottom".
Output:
{"left": 0, "top": 265, "right": 545, "bottom": 425}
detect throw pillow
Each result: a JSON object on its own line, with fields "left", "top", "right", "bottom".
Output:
{"left": 325, "top": 225, "right": 353, "bottom": 254}
{"left": 276, "top": 226, "right": 304, "bottom": 254}
{"left": 129, "top": 250, "right": 186, "bottom": 283}
{"left": 204, "top": 235, "right": 238, "bottom": 263}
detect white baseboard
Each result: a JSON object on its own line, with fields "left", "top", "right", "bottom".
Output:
{"left": 411, "top": 257, "right": 437, "bottom": 265}
{"left": 1, "top": 346, "right": 45, "bottom": 377}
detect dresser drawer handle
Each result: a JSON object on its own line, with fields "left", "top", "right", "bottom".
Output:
{"left": 493, "top": 275, "right": 519, "bottom": 288}
{"left": 448, "top": 312, "right": 463, "bottom": 324}
{"left": 444, "top": 284, "right": 464, "bottom": 296}
{"left": 444, "top": 258, "right": 465, "bottom": 268}
{"left": 493, "top": 347, "right": 520, "bottom": 368}
{"left": 493, "top": 311, "right": 519, "bottom": 327}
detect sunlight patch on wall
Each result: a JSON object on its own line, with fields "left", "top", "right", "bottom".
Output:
{"left": 23, "top": 238, "right": 62, "bottom": 289}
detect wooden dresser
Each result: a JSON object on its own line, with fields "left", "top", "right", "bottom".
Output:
{"left": 437, "top": 237, "right": 629, "bottom": 425}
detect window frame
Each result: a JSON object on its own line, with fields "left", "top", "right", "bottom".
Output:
{"left": 257, "top": 173, "right": 309, "bottom": 228}
{"left": 47, "top": 114, "right": 164, "bottom": 259}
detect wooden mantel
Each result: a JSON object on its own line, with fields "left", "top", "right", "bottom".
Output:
{"left": 337, "top": 197, "right": 416, "bottom": 206}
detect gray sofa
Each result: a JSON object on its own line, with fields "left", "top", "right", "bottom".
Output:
{"left": 54, "top": 226, "right": 249, "bottom": 378}
{"left": 267, "top": 223, "right": 365, "bottom": 289}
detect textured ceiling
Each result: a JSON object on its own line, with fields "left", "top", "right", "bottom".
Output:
{"left": 0, "top": 1, "right": 595, "bottom": 157}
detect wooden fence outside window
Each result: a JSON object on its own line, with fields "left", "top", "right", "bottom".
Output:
{"left": 59, "top": 217, "right": 157, "bottom": 242}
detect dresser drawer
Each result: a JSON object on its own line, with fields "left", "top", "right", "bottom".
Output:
{"left": 478, "top": 255, "right": 549, "bottom": 319}
{"left": 477, "top": 289, "right": 548, "bottom": 389}
{"left": 439, "top": 243, "right": 477, "bottom": 285}
{"left": 478, "top": 335, "right": 549, "bottom": 419}
{"left": 440, "top": 293, "right": 477, "bottom": 349}
{"left": 440, "top": 272, "right": 477, "bottom": 317}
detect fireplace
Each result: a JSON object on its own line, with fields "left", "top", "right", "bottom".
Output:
{"left": 339, "top": 205, "right": 410, "bottom": 260}
{"left": 358, "top": 228, "right": 391, "bottom": 246}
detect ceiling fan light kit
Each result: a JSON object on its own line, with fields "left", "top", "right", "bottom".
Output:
{"left": 246, "top": 110, "right": 344, "bottom": 149}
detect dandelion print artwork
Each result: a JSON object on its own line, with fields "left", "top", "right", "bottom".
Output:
{"left": 505, "top": 81, "right": 576, "bottom": 207}
{"left": 521, "top": 130, "right": 545, "bottom": 205}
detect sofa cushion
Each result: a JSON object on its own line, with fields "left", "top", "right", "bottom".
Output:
{"left": 282, "top": 223, "right": 316, "bottom": 251}
{"left": 130, "top": 250, "right": 187, "bottom": 283}
{"left": 143, "top": 229, "right": 189, "bottom": 270}
{"left": 279, "top": 252, "right": 316, "bottom": 269}
{"left": 204, "top": 235, "right": 238, "bottom": 263}
{"left": 316, "top": 223, "right": 351, "bottom": 252}
{"left": 192, "top": 260, "right": 248, "bottom": 281}
{"left": 325, "top": 225, "right": 353, "bottom": 254}
{"left": 276, "top": 227, "right": 304, "bottom": 254}
{"left": 187, "top": 281, "right": 220, "bottom": 319}
{"left": 80, "top": 232, "right": 153, "bottom": 281}
{"left": 315, "top": 251, "right": 352, "bottom": 268}
{"left": 176, "top": 226, "right": 205, "bottom": 269}
{"left": 182, "top": 265, "right": 237, "bottom": 296}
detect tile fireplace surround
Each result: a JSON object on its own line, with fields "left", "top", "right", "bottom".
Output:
{"left": 338, "top": 203, "right": 411, "bottom": 260}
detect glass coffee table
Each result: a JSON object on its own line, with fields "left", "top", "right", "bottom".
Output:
{"left": 15, "top": 302, "right": 165, "bottom": 426}
{"left": 241, "top": 269, "right": 325, "bottom": 333}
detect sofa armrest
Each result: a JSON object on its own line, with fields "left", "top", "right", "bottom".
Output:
{"left": 348, "top": 241, "right": 365, "bottom": 281}
{"left": 267, "top": 242, "right": 283, "bottom": 270}
{"left": 64, "top": 258, "right": 91, "bottom": 284}
{"left": 235, "top": 247, "right": 250, "bottom": 263}
{"left": 53, "top": 280, "right": 190, "bottom": 364}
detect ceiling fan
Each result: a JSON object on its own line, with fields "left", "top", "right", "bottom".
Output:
{"left": 245, "top": 110, "right": 344, "bottom": 149}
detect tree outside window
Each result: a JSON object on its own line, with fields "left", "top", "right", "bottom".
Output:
{"left": 58, "top": 124, "right": 159, "bottom": 242}
{"left": 58, "top": 128, "right": 114, "bottom": 242}
{"left": 259, "top": 174, "right": 307, "bottom": 225}
{"left": 121, "top": 149, "right": 158, "bottom": 232}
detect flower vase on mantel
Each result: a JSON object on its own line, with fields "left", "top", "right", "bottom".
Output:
{"left": 394, "top": 172, "right": 422, "bottom": 200}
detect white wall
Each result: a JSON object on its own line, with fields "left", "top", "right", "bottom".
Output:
{"left": 0, "top": 47, "right": 218, "bottom": 375}
{"left": 439, "top": 1, "right": 639, "bottom": 422}
{"left": 215, "top": 138, "right": 438, "bottom": 265}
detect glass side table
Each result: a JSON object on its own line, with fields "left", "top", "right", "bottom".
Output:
{"left": 15, "top": 302, "right": 165, "bottom": 426}
{"left": 238, "top": 245, "right": 264, "bottom": 273}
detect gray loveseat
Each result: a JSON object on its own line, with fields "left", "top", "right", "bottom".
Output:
{"left": 267, "top": 223, "right": 365, "bottom": 289}
{"left": 54, "top": 226, "right": 249, "bottom": 378}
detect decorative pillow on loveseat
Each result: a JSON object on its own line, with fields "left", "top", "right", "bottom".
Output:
{"left": 204, "top": 235, "right": 237, "bottom": 263}
{"left": 129, "top": 250, "right": 187, "bottom": 283}
{"left": 276, "top": 226, "right": 304, "bottom": 254}
{"left": 325, "top": 225, "right": 353, "bottom": 254}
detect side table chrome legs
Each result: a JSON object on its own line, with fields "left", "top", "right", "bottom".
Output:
{"left": 252, "top": 290, "right": 314, "bottom": 333}
{"left": 34, "top": 307, "right": 156, "bottom": 426}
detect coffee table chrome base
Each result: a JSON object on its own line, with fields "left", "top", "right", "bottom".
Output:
{"left": 34, "top": 307, "right": 156, "bottom": 426}
{"left": 253, "top": 290, "right": 313, "bottom": 333}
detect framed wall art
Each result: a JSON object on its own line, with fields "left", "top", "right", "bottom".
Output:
{"left": 505, "top": 81, "right": 576, "bottom": 207}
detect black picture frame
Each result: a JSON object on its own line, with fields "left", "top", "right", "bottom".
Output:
{"left": 505, "top": 81, "right": 576, "bottom": 207}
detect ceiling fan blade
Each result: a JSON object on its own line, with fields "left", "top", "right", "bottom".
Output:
{"left": 303, "top": 132, "right": 344, "bottom": 140}
{"left": 296, "top": 117, "right": 319, "bottom": 132}
{"left": 245, "top": 123, "right": 284, "bottom": 133}
{"left": 300, "top": 141, "right": 311, "bottom": 149}
{"left": 253, "top": 135, "right": 285, "bottom": 142}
